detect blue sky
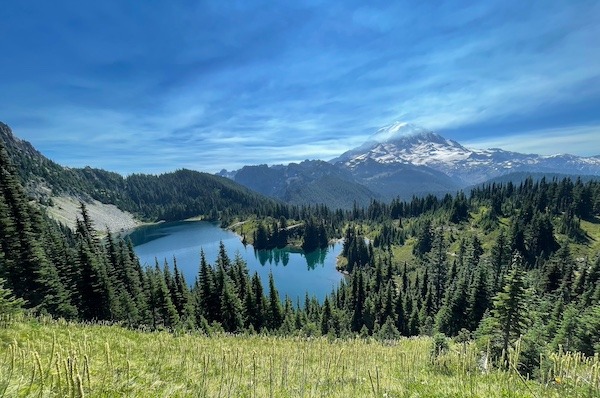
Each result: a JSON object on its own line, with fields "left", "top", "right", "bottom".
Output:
{"left": 1, "top": 0, "right": 599, "bottom": 174}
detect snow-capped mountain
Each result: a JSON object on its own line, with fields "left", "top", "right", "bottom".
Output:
{"left": 333, "top": 122, "right": 600, "bottom": 185}
{"left": 219, "top": 121, "right": 600, "bottom": 207}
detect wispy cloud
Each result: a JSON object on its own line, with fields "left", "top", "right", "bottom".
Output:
{"left": 1, "top": 1, "right": 599, "bottom": 173}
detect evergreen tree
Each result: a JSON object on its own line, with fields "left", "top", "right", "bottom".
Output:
{"left": 467, "top": 235, "right": 483, "bottom": 268}
{"left": 277, "top": 216, "right": 288, "bottom": 248}
{"left": 254, "top": 222, "right": 269, "bottom": 250}
{"left": 350, "top": 269, "right": 366, "bottom": 332}
{"left": 302, "top": 219, "right": 327, "bottom": 252}
{"left": 413, "top": 220, "right": 433, "bottom": 257}
{"left": 490, "top": 254, "right": 529, "bottom": 365}
{"left": 573, "top": 305, "right": 600, "bottom": 356}
{"left": 0, "top": 144, "right": 75, "bottom": 317}
{"left": 75, "top": 238, "right": 113, "bottom": 320}
{"left": 435, "top": 270, "right": 468, "bottom": 336}
{"left": 0, "top": 277, "right": 24, "bottom": 317}
{"left": 449, "top": 192, "right": 469, "bottom": 223}
{"left": 377, "top": 316, "right": 401, "bottom": 341}
{"left": 217, "top": 241, "right": 231, "bottom": 270}
{"left": 526, "top": 212, "right": 559, "bottom": 262}
{"left": 320, "top": 296, "right": 332, "bottom": 335}
{"left": 196, "top": 250, "right": 218, "bottom": 323}
{"left": 427, "top": 228, "right": 448, "bottom": 310}
{"left": 120, "top": 239, "right": 148, "bottom": 325}
{"left": 379, "top": 281, "right": 395, "bottom": 324}
{"left": 551, "top": 304, "right": 579, "bottom": 352}
{"left": 220, "top": 274, "right": 244, "bottom": 333}
{"left": 149, "top": 262, "right": 179, "bottom": 329}
{"left": 266, "top": 272, "right": 283, "bottom": 330}
{"left": 248, "top": 272, "right": 267, "bottom": 330}
{"left": 172, "top": 259, "right": 194, "bottom": 327}
{"left": 490, "top": 229, "right": 509, "bottom": 289}
{"left": 394, "top": 289, "right": 407, "bottom": 336}
{"left": 467, "top": 266, "right": 490, "bottom": 330}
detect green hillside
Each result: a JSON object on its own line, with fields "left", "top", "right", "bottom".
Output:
{"left": 1, "top": 316, "right": 598, "bottom": 397}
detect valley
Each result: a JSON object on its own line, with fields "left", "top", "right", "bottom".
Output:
{"left": 1, "top": 121, "right": 600, "bottom": 397}
{"left": 2, "top": 2, "right": 599, "bottom": 396}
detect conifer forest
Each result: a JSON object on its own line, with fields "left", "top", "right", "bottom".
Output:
{"left": 2, "top": 135, "right": 600, "bottom": 397}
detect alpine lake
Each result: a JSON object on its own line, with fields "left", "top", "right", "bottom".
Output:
{"left": 128, "top": 221, "right": 344, "bottom": 303}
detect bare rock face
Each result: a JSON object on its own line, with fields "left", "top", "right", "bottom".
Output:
{"left": 44, "top": 196, "right": 141, "bottom": 233}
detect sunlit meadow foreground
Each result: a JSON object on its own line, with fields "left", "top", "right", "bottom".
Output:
{"left": 1, "top": 316, "right": 598, "bottom": 397}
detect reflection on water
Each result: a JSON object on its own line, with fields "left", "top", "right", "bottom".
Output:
{"left": 254, "top": 246, "right": 332, "bottom": 269}
{"left": 304, "top": 248, "right": 329, "bottom": 270}
{"left": 255, "top": 249, "right": 290, "bottom": 267}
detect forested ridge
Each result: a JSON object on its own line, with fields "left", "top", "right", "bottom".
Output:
{"left": 0, "top": 122, "right": 282, "bottom": 222}
{"left": 2, "top": 133, "right": 600, "bottom": 384}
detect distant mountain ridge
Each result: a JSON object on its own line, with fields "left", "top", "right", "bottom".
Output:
{"left": 466, "top": 171, "right": 600, "bottom": 191}
{"left": 4, "top": 119, "right": 600, "bottom": 212}
{"left": 222, "top": 160, "right": 380, "bottom": 209}
{"left": 221, "top": 122, "right": 600, "bottom": 206}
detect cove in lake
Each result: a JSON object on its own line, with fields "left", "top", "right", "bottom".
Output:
{"left": 128, "top": 221, "right": 344, "bottom": 303}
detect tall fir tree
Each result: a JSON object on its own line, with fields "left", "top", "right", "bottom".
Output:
{"left": 266, "top": 272, "right": 283, "bottom": 330}
{"left": 491, "top": 254, "right": 529, "bottom": 365}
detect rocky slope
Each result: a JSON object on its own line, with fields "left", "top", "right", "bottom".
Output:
{"left": 1, "top": 122, "right": 277, "bottom": 229}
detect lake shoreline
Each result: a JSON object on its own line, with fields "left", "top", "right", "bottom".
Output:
{"left": 127, "top": 219, "right": 349, "bottom": 277}
{"left": 131, "top": 220, "right": 345, "bottom": 302}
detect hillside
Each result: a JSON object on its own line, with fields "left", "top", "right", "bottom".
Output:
{"left": 0, "top": 122, "right": 278, "bottom": 225}
{"left": 1, "top": 317, "right": 597, "bottom": 397}
{"left": 44, "top": 195, "right": 142, "bottom": 232}
{"left": 345, "top": 158, "right": 459, "bottom": 201}
{"left": 282, "top": 174, "right": 378, "bottom": 208}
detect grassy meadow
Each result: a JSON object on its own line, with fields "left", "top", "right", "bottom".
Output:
{"left": 0, "top": 316, "right": 598, "bottom": 397}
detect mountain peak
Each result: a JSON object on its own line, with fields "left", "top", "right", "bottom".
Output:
{"left": 332, "top": 122, "right": 456, "bottom": 165}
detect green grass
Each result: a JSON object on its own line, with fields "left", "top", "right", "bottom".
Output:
{"left": 391, "top": 239, "right": 416, "bottom": 264}
{"left": 572, "top": 216, "right": 600, "bottom": 258}
{"left": 1, "top": 317, "right": 598, "bottom": 397}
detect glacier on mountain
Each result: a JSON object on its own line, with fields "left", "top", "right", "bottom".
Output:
{"left": 334, "top": 123, "right": 600, "bottom": 184}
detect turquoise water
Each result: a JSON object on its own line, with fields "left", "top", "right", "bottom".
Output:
{"left": 129, "top": 221, "right": 344, "bottom": 302}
